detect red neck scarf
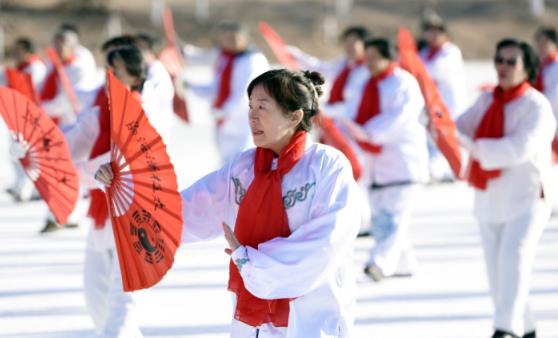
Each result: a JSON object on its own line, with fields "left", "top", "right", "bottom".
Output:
{"left": 426, "top": 42, "right": 445, "bottom": 61}
{"left": 87, "top": 87, "right": 111, "bottom": 228}
{"left": 534, "top": 52, "right": 558, "bottom": 92}
{"left": 468, "top": 81, "right": 531, "bottom": 190}
{"left": 328, "top": 58, "right": 364, "bottom": 104}
{"left": 16, "top": 55, "right": 41, "bottom": 72}
{"left": 228, "top": 131, "right": 307, "bottom": 328}
{"left": 213, "top": 50, "right": 238, "bottom": 109}
{"left": 40, "top": 54, "right": 76, "bottom": 101}
{"left": 353, "top": 63, "right": 396, "bottom": 154}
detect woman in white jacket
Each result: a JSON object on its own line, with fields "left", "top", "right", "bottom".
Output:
{"left": 457, "top": 38, "right": 556, "bottom": 338}
{"left": 67, "top": 44, "right": 169, "bottom": 338}
{"left": 96, "top": 69, "right": 361, "bottom": 338}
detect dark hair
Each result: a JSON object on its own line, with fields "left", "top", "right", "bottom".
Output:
{"left": 365, "top": 38, "right": 394, "bottom": 60}
{"left": 135, "top": 33, "right": 157, "bottom": 52}
{"left": 495, "top": 38, "right": 539, "bottom": 83}
{"left": 217, "top": 21, "right": 249, "bottom": 35}
{"left": 15, "top": 37, "right": 35, "bottom": 53}
{"left": 101, "top": 35, "right": 136, "bottom": 52}
{"left": 107, "top": 46, "right": 147, "bottom": 92}
{"left": 535, "top": 26, "right": 558, "bottom": 45}
{"left": 421, "top": 10, "right": 446, "bottom": 32}
{"left": 341, "top": 26, "right": 369, "bottom": 42}
{"left": 59, "top": 23, "right": 79, "bottom": 35}
{"left": 247, "top": 69, "right": 325, "bottom": 132}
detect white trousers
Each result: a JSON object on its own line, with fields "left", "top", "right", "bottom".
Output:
{"left": 367, "top": 184, "right": 421, "bottom": 277}
{"left": 83, "top": 248, "right": 143, "bottom": 338}
{"left": 478, "top": 200, "right": 550, "bottom": 336}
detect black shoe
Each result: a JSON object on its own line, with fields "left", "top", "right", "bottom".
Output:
{"left": 39, "top": 220, "right": 63, "bottom": 233}
{"left": 364, "top": 264, "right": 384, "bottom": 282}
{"left": 492, "top": 330, "right": 519, "bottom": 338}
{"left": 523, "top": 332, "right": 536, "bottom": 338}
{"left": 357, "top": 231, "right": 371, "bottom": 238}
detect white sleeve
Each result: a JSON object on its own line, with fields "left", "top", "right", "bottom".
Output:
{"left": 545, "top": 71, "right": 558, "bottom": 122}
{"left": 62, "top": 106, "right": 100, "bottom": 161}
{"left": 473, "top": 99, "right": 556, "bottom": 170}
{"left": 231, "top": 157, "right": 359, "bottom": 299}
{"left": 456, "top": 93, "right": 487, "bottom": 139}
{"left": 180, "top": 161, "right": 233, "bottom": 243}
{"left": 363, "top": 76, "right": 425, "bottom": 144}
{"left": 287, "top": 46, "right": 336, "bottom": 78}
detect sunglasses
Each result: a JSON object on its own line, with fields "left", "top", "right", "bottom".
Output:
{"left": 494, "top": 56, "right": 518, "bottom": 66}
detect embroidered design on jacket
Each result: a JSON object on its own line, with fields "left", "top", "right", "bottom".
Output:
{"left": 232, "top": 177, "right": 246, "bottom": 205}
{"left": 283, "top": 182, "right": 316, "bottom": 209}
{"left": 232, "top": 177, "right": 315, "bottom": 209}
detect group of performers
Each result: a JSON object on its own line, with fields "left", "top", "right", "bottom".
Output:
{"left": 1, "top": 9, "right": 557, "bottom": 338}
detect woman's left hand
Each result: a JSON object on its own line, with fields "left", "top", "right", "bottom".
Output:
{"left": 222, "top": 222, "right": 241, "bottom": 255}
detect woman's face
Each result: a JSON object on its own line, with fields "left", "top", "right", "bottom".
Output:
{"left": 342, "top": 34, "right": 365, "bottom": 61}
{"left": 494, "top": 46, "right": 527, "bottom": 89}
{"left": 110, "top": 56, "right": 136, "bottom": 89}
{"left": 248, "top": 84, "right": 302, "bottom": 154}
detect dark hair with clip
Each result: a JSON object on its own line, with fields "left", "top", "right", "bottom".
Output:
{"left": 247, "top": 69, "right": 325, "bottom": 132}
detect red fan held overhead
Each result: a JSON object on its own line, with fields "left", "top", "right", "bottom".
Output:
{"left": 258, "top": 21, "right": 363, "bottom": 179}
{"left": 105, "top": 70, "right": 183, "bottom": 292}
{"left": 397, "top": 27, "right": 462, "bottom": 177}
{"left": 259, "top": 21, "right": 300, "bottom": 70}
{"left": 0, "top": 87, "right": 79, "bottom": 224}
{"left": 159, "top": 7, "right": 189, "bottom": 122}
{"left": 45, "top": 48, "right": 80, "bottom": 114}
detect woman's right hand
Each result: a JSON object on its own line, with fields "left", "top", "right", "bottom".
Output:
{"left": 94, "top": 163, "right": 114, "bottom": 186}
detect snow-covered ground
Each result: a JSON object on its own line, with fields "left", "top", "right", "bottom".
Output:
{"left": 0, "top": 62, "right": 556, "bottom": 338}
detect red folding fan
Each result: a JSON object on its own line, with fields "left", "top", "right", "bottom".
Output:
{"left": 5, "top": 68, "right": 40, "bottom": 104}
{"left": 105, "top": 70, "right": 183, "bottom": 291}
{"left": 397, "top": 27, "right": 462, "bottom": 177}
{"left": 0, "top": 87, "right": 79, "bottom": 224}
{"left": 45, "top": 48, "right": 80, "bottom": 114}
{"left": 259, "top": 21, "right": 300, "bottom": 70}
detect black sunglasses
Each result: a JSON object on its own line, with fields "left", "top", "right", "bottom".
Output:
{"left": 494, "top": 56, "right": 518, "bottom": 66}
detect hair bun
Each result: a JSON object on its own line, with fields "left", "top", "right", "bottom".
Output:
{"left": 302, "top": 70, "right": 325, "bottom": 97}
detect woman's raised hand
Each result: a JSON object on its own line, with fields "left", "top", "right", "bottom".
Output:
{"left": 94, "top": 163, "right": 114, "bottom": 186}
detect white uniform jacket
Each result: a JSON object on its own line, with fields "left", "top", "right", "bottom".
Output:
{"left": 325, "top": 67, "right": 429, "bottom": 186}
{"left": 539, "top": 58, "right": 558, "bottom": 122}
{"left": 456, "top": 88, "right": 556, "bottom": 224}
{"left": 181, "top": 142, "right": 361, "bottom": 338}
{"left": 419, "top": 42, "right": 467, "bottom": 118}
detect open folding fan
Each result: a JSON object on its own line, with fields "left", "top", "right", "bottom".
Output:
{"left": 105, "top": 70, "right": 183, "bottom": 292}
{"left": 397, "top": 27, "right": 462, "bottom": 177}
{"left": 45, "top": 48, "right": 80, "bottom": 114}
{"left": 0, "top": 87, "right": 79, "bottom": 224}
{"left": 5, "top": 68, "right": 40, "bottom": 104}
{"left": 259, "top": 21, "right": 300, "bottom": 70}
{"left": 159, "top": 7, "right": 189, "bottom": 122}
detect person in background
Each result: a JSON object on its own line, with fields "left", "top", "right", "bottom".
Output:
{"left": 4, "top": 37, "right": 48, "bottom": 203}
{"left": 419, "top": 10, "right": 467, "bottom": 182}
{"left": 324, "top": 37, "right": 429, "bottom": 281}
{"left": 457, "top": 38, "right": 555, "bottom": 338}
{"left": 182, "top": 22, "right": 270, "bottom": 164}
